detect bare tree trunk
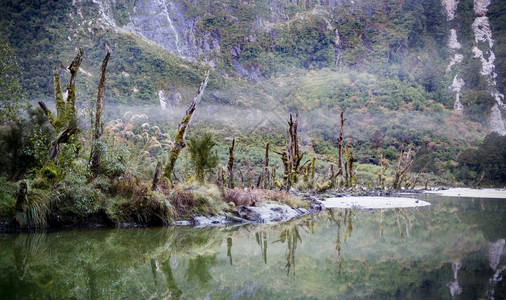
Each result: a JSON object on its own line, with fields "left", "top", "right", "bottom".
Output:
{"left": 337, "top": 112, "right": 345, "bottom": 176}
{"left": 227, "top": 139, "right": 235, "bottom": 188}
{"left": 164, "top": 71, "right": 209, "bottom": 180}
{"left": 283, "top": 114, "right": 304, "bottom": 191}
{"left": 65, "top": 48, "right": 83, "bottom": 129}
{"left": 246, "top": 159, "right": 251, "bottom": 188}
{"left": 152, "top": 161, "right": 163, "bottom": 190}
{"left": 264, "top": 143, "right": 269, "bottom": 189}
{"left": 90, "top": 50, "right": 111, "bottom": 176}
{"left": 393, "top": 145, "right": 413, "bottom": 190}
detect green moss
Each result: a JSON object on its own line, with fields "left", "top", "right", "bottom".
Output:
{"left": 39, "top": 161, "right": 60, "bottom": 182}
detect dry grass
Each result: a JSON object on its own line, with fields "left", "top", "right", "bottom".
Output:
{"left": 224, "top": 188, "right": 262, "bottom": 207}
{"left": 114, "top": 182, "right": 172, "bottom": 225}
{"left": 252, "top": 189, "right": 309, "bottom": 209}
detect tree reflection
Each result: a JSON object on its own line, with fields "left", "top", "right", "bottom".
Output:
{"left": 227, "top": 237, "right": 233, "bottom": 265}
{"left": 161, "top": 254, "right": 182, "bottom": 299}
{"left": 275, "top": 226, "right": 302, "bottom": 275}
{"left": 394, "top": 208, "right": 411, "bottom": 240}
{"left": 184, "top": 254, "right": 217, "bottom": 287}
{"left": 255, "top": 231, "right": 268, "bottom": 264}
{"left": 328, "top": 209, "right": 351, "bottom": 275}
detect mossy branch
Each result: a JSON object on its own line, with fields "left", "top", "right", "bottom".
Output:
{"left": 39, "top": 48, "right": 83, "bottom": 164}
{"left": 90, "top": 49, "right": 111, "bottom": 175}
{"left": 164, "top": 71, "right": 209, "bottom": 180}
{"left": 227, "top": 138, "right": 235, "bottom": 188}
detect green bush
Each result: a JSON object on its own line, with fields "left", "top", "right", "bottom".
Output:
{"left": 0, "top": 177, "right": 16, "bottom": 220}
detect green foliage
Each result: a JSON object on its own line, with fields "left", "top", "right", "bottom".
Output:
{"left": 0, "top": 177, "right": 16, "bottom": 219}
{"left": 187, "top": 133, "right": 219, "bottom": 183}
{"left": 456, "top": 133, "right": 506, "bottom": 186}
{"left": 0, "top": 107, "right": 53, "bottom": 179}
{"left": 0, "top": 41, "right": 26, "bottom": 122}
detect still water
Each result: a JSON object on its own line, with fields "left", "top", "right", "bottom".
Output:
{"left": 0, "top": 194, "right": 505, "bottom": 299}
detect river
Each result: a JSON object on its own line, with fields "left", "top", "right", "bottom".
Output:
{"left": 0, "top": 193, "right": 504, "bottom": 299}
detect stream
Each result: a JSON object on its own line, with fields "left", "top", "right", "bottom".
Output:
{"left": 0, "top": 193, "right": 505, "bottom": 299}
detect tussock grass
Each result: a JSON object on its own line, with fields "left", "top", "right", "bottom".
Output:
{"left": 224, "top": 188, "right": 262, "bottom": 207}
{"left": 15, "top": 187, "right": 55, "bottom": 228}
{"left": 114, "top": 183, "right": 172, "bottom": 225}
{"left": 254, "top": 189, "right": 309, "bottom": 209}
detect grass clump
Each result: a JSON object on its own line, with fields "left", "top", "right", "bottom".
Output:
{"left": 254, "top": 189, "right": 309, "bottom": 209}
{"left": 170, "top": 183, "right": 228, "bottom": 218}
{"left": 114, "top": 183, "right": 173, "bottom": 226}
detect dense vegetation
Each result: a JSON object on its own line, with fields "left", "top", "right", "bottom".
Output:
{"left": 0, "top": 0, "right": 505, "bottom": 229}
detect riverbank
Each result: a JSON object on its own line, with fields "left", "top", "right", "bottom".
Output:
{"left": 3, "top": 187, "right": 505, "bottom": 234}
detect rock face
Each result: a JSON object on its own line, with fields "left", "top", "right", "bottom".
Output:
{"left": 442, "top": 0, "right": 506, "bottom": 135}
{"left": 124, "top": 0, "right": 201, "bottom": 61}
{"left": 469, "top": 1, "right": 506, "bottom": 135}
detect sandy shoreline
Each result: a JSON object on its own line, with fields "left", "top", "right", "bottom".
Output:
{"left": 425, "top": 188, "right": 506, "bottom": 199}
{"left": 320, "top": 196, "right": 431, "bottom": 209}
{"left": 319, "top": 188, "right": 506, "bottom": 210}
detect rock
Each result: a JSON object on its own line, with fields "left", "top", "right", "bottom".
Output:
{"left": 232, "top": 202, "right": 303, "bottom": 224}
{"left": 192, "top": 215, "right": 232, "bottom": 227}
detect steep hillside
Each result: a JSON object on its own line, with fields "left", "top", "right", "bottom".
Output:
{"left": 1, "top": 0, "right": 505, "bottom": 185}
{"left": 1, "top": 0, "right": 504, "bottom": 132}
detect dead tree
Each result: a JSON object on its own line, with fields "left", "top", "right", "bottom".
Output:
{"left": 89, "top": 49, "right": 111, "bottom": 176}
{"left": 227, "top": 139, "right": 235, "bottom": 188}
{"left": 245, "top": 159, "right": 252, "bottom": 188}
{"left": 164, "top": 71, "right": 209, "bottom": 180}
{"left": 344, "top": 145, "right": 355, "bottom": 187}
{"left": 263, "top": 143, "right": 270, "bottom": 189}
{"left": 281, "top": 114, "right": 304, "bottom": 191}
{"left": 152, "top": 161, "right": 163, "bottom": 191}
{"left": 378, "top": 153, "right": 388, "bottom": 189}
{"left": 336, "top": 112, "right": 345, "bottom": 186}
{"left": 39, "top": 48, "right": 83, "bottom": 162}
{"left": 392, "top": 145, "right": 413, "bottom": 190}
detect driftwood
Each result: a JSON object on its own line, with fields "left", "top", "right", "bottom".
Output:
{"left": 164, "top": 71, "right": 209, "bottom": 180}
{"left": 89, "top": 49, "right": 111, "bottom": 175}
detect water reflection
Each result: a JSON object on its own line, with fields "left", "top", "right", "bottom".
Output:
{"left": 0, "top": 195, "right": 504, "bottom": 299}
{"left": 447, "top": 260, "right": 462, "bottom": 297}
{"left": 255, "top": 231, "right": 267, "bottom": 264}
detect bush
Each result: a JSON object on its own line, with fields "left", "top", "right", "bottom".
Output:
{"left": 0, "top": 177, "right": 16, "bottom": 220}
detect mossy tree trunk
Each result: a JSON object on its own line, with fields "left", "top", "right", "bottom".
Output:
{"left": 164, "top": 71, "right": 209, "bottom": 181}
{"left": 282, "top": 114, "right": 304, "bottom": 191}
{"left": 89, "top": 49, "right": 111, "bottom": 176}
{"left": 227, "top": 138, "right": 235, "bottom": 188}
{"left": 38, "top": 48, "right": 83, "bottom": 163}
{"left": 337, "top": 112, "right": 345, "bottom": 185}
{"left": 392, "top": 145, "right": 412, "bottom": 190}
{"left": 263, "top": 143, "right": 269, "bottom": 188}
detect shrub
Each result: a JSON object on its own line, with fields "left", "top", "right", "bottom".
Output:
{"left": 0, "top": 177, "right": 16, "bottom": 220}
